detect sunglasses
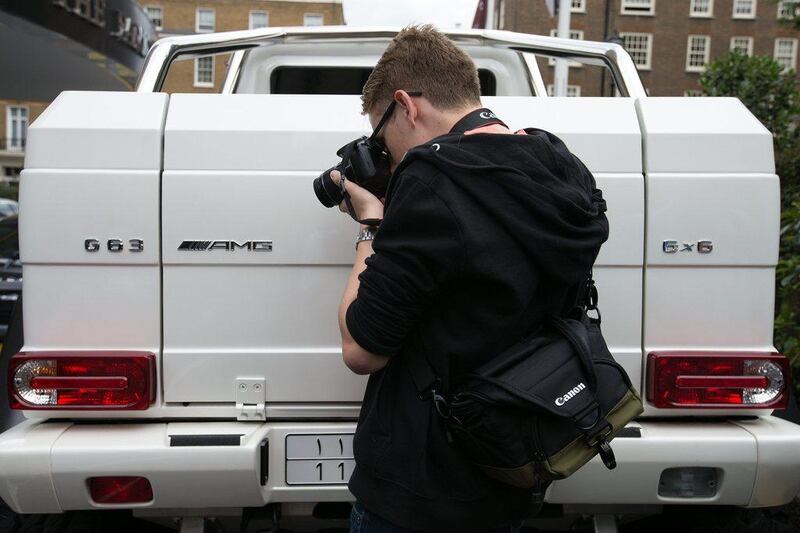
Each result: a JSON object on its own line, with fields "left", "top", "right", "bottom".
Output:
{"left": 368, "top": 91, "right": 423, "bottom": 151}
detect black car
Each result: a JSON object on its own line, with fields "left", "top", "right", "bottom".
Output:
{"left": 0, "top": 214, "right": 20, "bottom": 344}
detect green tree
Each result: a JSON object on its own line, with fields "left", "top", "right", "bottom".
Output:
{"left": 700, "top": 52, "right": 800, "bottom": 395}
{"left": 770, "top": 0, "right": 800, "bottom": 31}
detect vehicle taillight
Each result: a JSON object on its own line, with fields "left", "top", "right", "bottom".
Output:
{"left": 9, "top": 352, "right": 155, "bottom": 410}
{"left": 647, "top": 351, "right": 790, "bottom": 409}
{"left": 88, "top": 476, "right": 153, "bottom": 504}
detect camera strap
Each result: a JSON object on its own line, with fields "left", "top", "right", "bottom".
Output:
{"left": 339, "top": 177, "right": 383, "bottom": 227}
{"left": 336, "top": 144, "right": 383, "bottom": 227}
{"left": 448, "top": 108, "right": 507, "bottom": 135}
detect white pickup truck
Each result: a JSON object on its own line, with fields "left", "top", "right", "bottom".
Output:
{"left": 1, "top": 27, "right": 798, "bottom": 533}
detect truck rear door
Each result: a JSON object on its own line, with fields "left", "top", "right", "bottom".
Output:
{"left": 160, "top": 94, "right": 645, "bottom": 415}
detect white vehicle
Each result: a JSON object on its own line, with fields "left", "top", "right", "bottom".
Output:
{"left": 1, "top": 27, "right": 798, "bottom": 532}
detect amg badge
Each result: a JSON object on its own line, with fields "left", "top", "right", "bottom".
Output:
{"left": 178, "top": 240, "right": 273, "bottom": 251}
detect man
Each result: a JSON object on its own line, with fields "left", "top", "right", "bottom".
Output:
{"left": 332, "top": 26, "right": 609, "bottom": 533}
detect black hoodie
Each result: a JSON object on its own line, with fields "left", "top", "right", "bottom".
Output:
{"left": 345, "top": 114, "right": 609, "bottom": 532}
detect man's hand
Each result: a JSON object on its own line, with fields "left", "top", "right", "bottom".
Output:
{"left": 329, "top": 170, "right": 385, "bottom": 221}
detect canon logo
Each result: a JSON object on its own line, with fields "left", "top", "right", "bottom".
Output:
{"left": 554, "top": 382, "right": 586, "bottom": 406}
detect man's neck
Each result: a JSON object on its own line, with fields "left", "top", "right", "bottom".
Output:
{"left": 437, "top": 105, "right": 483, "bottom": 137}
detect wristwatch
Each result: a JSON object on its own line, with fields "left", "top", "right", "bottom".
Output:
{"left": 355, "top": 225, "right": 379, "bottom": 249}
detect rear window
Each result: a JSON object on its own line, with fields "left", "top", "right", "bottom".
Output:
{"left": 269, "top": 67, "right": 497, "bottom": 96}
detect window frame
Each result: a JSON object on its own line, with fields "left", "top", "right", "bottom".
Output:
{"left": 621, "top": 0, "right": 655, "bottom": 16}
{"left": 195, "top": 7, "right": 215, "bottom": 33}
{"left": 144, "top": 5, "right": 163, "bottom": 30}
{"left": 193, "top": 56, "right": 215, "bottom": 88}
{"left": 548, "top": 29, "right": 585, "bottom": 67}
{"left": 732, "top": 0, "right": 756, "bottom": 19}
{"left": 690, "top": 0, "right": 714, "bottom": 17}
{"left": 303, "top": 13, "right": 324, "bottom": 26}
{"left": 620, "top": 32, "right": 653, "bottom": 70}
{"left": 730, "top": 36, "right": 754, "bottom": 55}
{"left": 571, "top": 0, "right": 586, "bottom": 13}
{"left": 777, "top": 0, "right": 799, "bottom": 19}
{"left": 6, "top": 105, "right": 29, "bottom": 152}
{"left": 686, "top": 35, "right": 711, "bottom": 72}
{"left": 547, "top": 84, "right": 582, "bottom": 97}
{"left": 249, "top": 10, "right": 268, "bottom": 29}
{"left": 774, "top": 37, "right": 799, "bottom": 71}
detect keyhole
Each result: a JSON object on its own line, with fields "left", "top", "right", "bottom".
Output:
{"left": 317, "top": 438, "right": 321, "bottom": 456}
{"left": 339, "top": 438, "right": 343, "bottom": 455}
{"left": 339, "top": 462, "right": 344, "bottom": 480}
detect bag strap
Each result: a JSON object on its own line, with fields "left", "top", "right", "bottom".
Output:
{"left": 408, "top": 270, "right": 602, "bottom": 399}
{"left": 407, "top": 349, "right": 440, "bottom": 399}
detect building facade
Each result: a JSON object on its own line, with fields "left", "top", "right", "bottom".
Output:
{"left": 499, "top": 0, "right": 800, "bottom": 96}
{"left": 139, "top": 0, "right": 345, "bottom": 93}
{"left": 0, "top": 1, "right": 342, "bottom": 180}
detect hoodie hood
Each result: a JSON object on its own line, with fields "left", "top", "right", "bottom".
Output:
{"left": 389, "top": 127, "right": 609, "bottom": 286}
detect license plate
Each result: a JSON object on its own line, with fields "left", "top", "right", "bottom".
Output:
{"left": 285, "top": 433, "right": 355, "bottom": 485}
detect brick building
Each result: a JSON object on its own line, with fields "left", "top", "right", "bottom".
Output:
{"left": 497, "top": 0, "right": 800, "bottom": 96}
{"left": 0, "top": 1, "right": 342, "bottom": 180}
{"left": 139, "top": 0, "right": 345, "bottom": 93}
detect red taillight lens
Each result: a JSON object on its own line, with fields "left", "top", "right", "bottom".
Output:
{"left": 88, "top": 476, "right": 153, "bottom": 504}
{"left": 647, "top": 351, "right": 791, "bottom": 409}
{"left": 9, "top": 352, "right": 155, "bottom": 410}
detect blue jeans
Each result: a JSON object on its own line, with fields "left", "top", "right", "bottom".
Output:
{"left": 349, "top": 500, "right": 523, "bottom": 533}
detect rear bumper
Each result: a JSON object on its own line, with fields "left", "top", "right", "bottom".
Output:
{"left": 1, "top": 416, "right": 799, "bottom": 514}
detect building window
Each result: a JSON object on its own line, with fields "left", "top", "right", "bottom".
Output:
{"left": 778, "top": 1, "right": 799, "bottom": 19}
{"left": 304, "top": 13, "right": 323, "bottom": 26}
{"left": 196, "top": 8, "right": 215, "bottom": 33}
{"left": 684, "top": 89, "right": 704, "bottom": 96}
{"left": 249, "top": 11, "right": 268, "bottom": 29}
{"left": 547, "top": 84, "right": 581, "bottom": 97}
{"left": 144, "top": 5, "right": 162, "bottom": 30}
{"left": 732, "top": 0, "right": 756, "bottom": 19}
{"left": 6, "top": 106, "right": 28, "bottom": 151}
{"left": 686, "top": 35, "right": 711, "bottom": 72}
{"left": 571, "top": 0, "right": 586, "bottom": 13}
{"left": 621, "top": 0, "right": 655, "bottom": 15}
{"left": 730, "top": 36, "right": 754, "bottom": 55}
{"left": 620, "top": 32, "right": 653, "bottom": 70}
{"left": 775, "top": 38, "right": 798, "bottom": 71}
{"left": 194, "top": 56, "right": 214, "bottom": 87}
{"left": 690, "top": 0, "right": 713, "bottom": 17}
{"left": 548, "top": 29, "right": 585, "bottom": 66}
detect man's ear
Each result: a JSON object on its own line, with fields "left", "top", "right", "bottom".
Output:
{"left": 394, "top": 89, "right": 418, "bottom": 126}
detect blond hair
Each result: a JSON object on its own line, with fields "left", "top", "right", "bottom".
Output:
{"left": 361, "top": 25, "right": 482, "bottom": 114}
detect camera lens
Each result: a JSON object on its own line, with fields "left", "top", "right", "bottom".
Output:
{"left": 313, "top": 167, "right": 343, "bottom": 208}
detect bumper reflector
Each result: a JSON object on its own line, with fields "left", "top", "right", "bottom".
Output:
{"left": 88, "top": 476, "right": 153, "bottom": 504}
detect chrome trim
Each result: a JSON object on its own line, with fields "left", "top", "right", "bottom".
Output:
{"left": 521, "top": 52, "right": 548, "bottom": 97}
{"left": 136, "top": 26, "right": 646, "bottom": 98}
{"left": 222, "top": 50, "right": 246, "bottom": 94}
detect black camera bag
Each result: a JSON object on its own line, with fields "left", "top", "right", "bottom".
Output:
{"left": 408, "top": 275, "right": 643, "bottom": 489}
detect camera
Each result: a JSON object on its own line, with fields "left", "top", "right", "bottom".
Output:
{"left": 313, "top": 136, "right": 392, "bottom": 208}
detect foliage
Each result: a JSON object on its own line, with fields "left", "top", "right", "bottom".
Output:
{"left": 776, "top": 193, "right": 800, "bottom": 394}
{"left": 700, "top": 52, "right": 800, "bottom": 397}
{"left": 769, "top": 0, "right": 800, "bottom": 31}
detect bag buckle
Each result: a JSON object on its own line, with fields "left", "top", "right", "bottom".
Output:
{"left": 596, "top": 439, "right": 617, "bottom": 469}
{"left": 585, "top": 421, "right": 613, "bottom": 447}
{"left": 431, "top": 390, "right": 451, "bottom": 419}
